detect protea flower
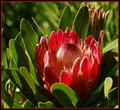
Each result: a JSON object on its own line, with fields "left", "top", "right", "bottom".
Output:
{"left": 36, "top": 27, "right": 104, "bottom": 103}
{"left": 81, "top": 3, "right": 109, "bottom": 41}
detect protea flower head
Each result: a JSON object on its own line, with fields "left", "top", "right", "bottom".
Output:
{"left": 81, "top": 3, "right": 109, "bottom": 41}
{"left": 36, "top": 27, "right": 104, "bottom": 103}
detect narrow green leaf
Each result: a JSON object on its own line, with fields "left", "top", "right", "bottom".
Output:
{"left": 85, "top": 82, "right": 104, "bottom": 107}
{"left": 108, "top": 63, "right": 118, "bottom": 77}
{"left": 2, "top": 51, "right": 8, "bottom": 69}
{"left": 2, "top": 99, "right": 10, "bottom": 108}
{"left": 20, "top": 18, "right": 38, "bottom": 67}
{"left": 20, "top": 67, "right": 36, "bottom": 95}
{"left": 22, "top": 100, "right": 35, "bottom": 108}
{"left": 100, "top": 41, "right": 104, "bottom": 54}
{"left": 100, "top": 51, "right": 118, "bottom": 85}
{"left": 5, "top": 68, "right": 38, "bottom": 107}
{"left": 114, "top": 105, "right": 118, "bottom": 108}
{"left": 105, "top": 11, "right": 113, "bottom": 32}
{"left": 51, "top": 83, "right": 83, "bottom": 108}
{"left": 9, "top": 57, "right": 18, "bottom": 70}
{"left": 20, "top": 67, "right": 43, "bottom": 102}
{"left": 11, "top": 86, "right": 16, "bottom": 108}
{"left": 111, "top": 47, "right": 118, "bottom": 53}
{"left": 12, "top": 102, "right": 23, "bottom": 108}
{"left": 72, "top": 6, "right": 89, "bottom": 39}
{"left": 104, "top": 77, "right": 113, "bottom": 99}
{"left": 2, "top": 78, "right": 12, "bottom": 108}
{"left": 59, "top": 5, "right": 73, "bottom": 31}
{"left": 38, "top": 101, "right": 56, "bottom": 108}
{"left": 104, "top": 87, "right": 118, "bottom": 108}
{"left": 15, "top": 31, "right": 26, "bottom": 51}
{"left": 9, "top": 39, "right": 29, "bottom": 70}
{"left": 103, "top": 38, "right": 118, "bottom": 54}
{"left": 9, "top": 39, "right": 41, "bottom": 88}
{"left": 31, "top": 17, "right": 45, "bottom": 36}
{"left": 108, "top": 87, "right": 118, "bottom": 94}
{"left": 6, "top": 48, "right": 11, "bottom": 61}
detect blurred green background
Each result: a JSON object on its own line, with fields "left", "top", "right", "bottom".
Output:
{"left": 2, "top": 2, "right": 118, "bottom": 51}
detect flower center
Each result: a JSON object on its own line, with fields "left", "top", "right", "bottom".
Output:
{"left": 57, "top": 44, "right": 82, "bottom": 67}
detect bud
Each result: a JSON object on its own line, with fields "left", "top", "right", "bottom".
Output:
{"left": 80, "top": 3, "right": 109, "bottom": 41}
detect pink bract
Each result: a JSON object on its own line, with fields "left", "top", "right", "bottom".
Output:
{"left": 36, "top": 27, "right": 103, "bottom": 103}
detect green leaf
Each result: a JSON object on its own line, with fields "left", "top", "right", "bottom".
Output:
{"left": 20, "top": 67, "right": 36, "bottom": 95}
{"left": 38, "top": 101, "right": 56, "bottom": 108}
{"left": 85, "top": 82, "right": 104, "bottom": 107}
{"left": 59, "top": 5, "right": 73, "bottom": 31}
{"left": 105, "top": 87, "right": 118, "bottom": 108}
{"left": 99, "top": 41, "right": 104, "bottom": 54}
{"left": 12, "top": 102, "right": 23, "bottom": 108}
{"left": 111, "top": 47, "right": 118, "bottom": 54}
{"left": 51, "top": 83, "right": 83, "bottom": 108}
{"left": 6, "top": 48, "right": 11, "bottom": 61}
{"left": 31, "top": 17, "right": 45, "bottom": 36}
{"left": 20, "top": 18, "right": 38, "bottom": 67}
{"left": 9, "top": 39, "right": 30, "bottom": 70}
{"left": 100, "top": 51, "right": 118, "bottom": 84}
{"left": 20, "top": 67, "right": 43, "bottom": 102}
{"left": 2, "top": 78, "right": 12, "bottom": 108}
{"left": 15, "top": 31, "right": 26, "bottom": 51}
{"left": 114, "top": 105, "right": 118, "bottom": 108}
{"left": 9, "top": 57, "right": 18, "bottom": 70}
{"left": 21, "top": 100, "right": 35, "bottom": 108}
{"left": 108, "top": 63, "right": 118, "bottom": 77}
{"left": 72, "top": 6, "right": 89, "bottom": 39}
{"left": 2, "top": 51, "right": 8, "bottom": 69}
{"left": 104, "top": 77, "right": 113, "bottom": 99}
{"left": 103, "top": 38, "right": 118, "bottom": 54}
{"left": 2, "top": 99, "right": 10, "bottom": 108}
{"left": 9, "top": 39, "right": 42, "bottom": 88}
{"left": 105, "top": 11, "right": 113, "bottom": 32}
{"left": 11, "top": 86, "right": 16, "bottom": 108}
{"left": 5, "top": 68, "right": 38, "bottom": 107}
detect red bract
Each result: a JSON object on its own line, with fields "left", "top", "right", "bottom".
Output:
{"left": 36, "top": 28, "right": 104, "bottom": 103}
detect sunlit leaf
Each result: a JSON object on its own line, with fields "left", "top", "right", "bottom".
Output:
{"left": 105, "top": 11, "right": 113, "bottom": 32}
{"left": 6, "top": 48, "right": 11, "bottom": 61}
{"left": 21, "top": 100, "right": 35, "bottom": 108}
{"left": 114, "top": 105, "right": 118, "bottom": 108}
{"left": 2, "top": 78, "right": 12, "bottom": 108}
{"left": 15, "top": 31, "right": 26, "bottom": 51}
{"left": 20, "top": 18, "right": 38, "bottom": 68}
{"left": 5, "top": 68, "right": 38, "bottom": 107}
{"left": 12, "top": 102, "right": 23, "bottom": 108}
{"left": 38, "top": 101, "right": 56, "bottom": 108}
{"left": 105, "top": 87, "right": 118, "bottom": 108}
{"left": 72, "top": 6, "right": 89, "bottom": 39}
{"left": 104, "top": 77, "right": 113, "bottom": 99}
{"left": 9, "top": 39, "right": 40, "bottom": 87}
{"left": 20, "top": 67, "right": 36, "bottom": 95}
{"left": 103, "top": 38, "right": 118, "bottom": 54}
{"left": 9, "top": 39, "right": 30, "bottom": 69}
{"left": 51, "top": 83, "right": 83, "bottom": 108}
{"left": 59, "top": 5, "right": 73, "bottom": 31}
{"left": 31, "top": 17, "right": 45, "bottom": 36}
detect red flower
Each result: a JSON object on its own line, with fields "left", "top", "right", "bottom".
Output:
{"left": 36, "top": 28, "right": 104, "bottom": 103}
